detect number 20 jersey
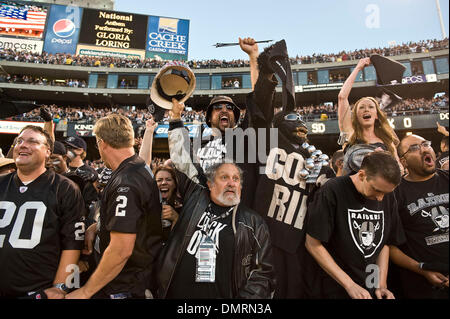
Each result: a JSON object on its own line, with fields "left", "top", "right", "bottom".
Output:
{"left": 0, "top": 170, "right": 86, "bottom": 297}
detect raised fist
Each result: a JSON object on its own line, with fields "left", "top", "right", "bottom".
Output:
{"left": 40, "top": 107, "right": 53, "bottom": 122}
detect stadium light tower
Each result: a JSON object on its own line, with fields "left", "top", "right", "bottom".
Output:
{"left": 435, "top": 0, "right": 447, "bottom": 39}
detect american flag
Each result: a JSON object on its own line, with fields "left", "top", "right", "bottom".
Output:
{"left": 0, "top": 5, "right": 47, "bottom": 32}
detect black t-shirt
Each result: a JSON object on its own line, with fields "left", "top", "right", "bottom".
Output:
{"left": 167, "top": 201, "right": 235, "bottom": 299}
{"left": 98, "top": 154, "right": 163, "bottom": 297}
{"left": 251, "top": 135, "right": 335, "bottom": 253}
{"left": 0, "top": 170, "right": 85, "bottom": 297}
{"left": 393, "top": 170, "right": 449, "bottom": 297}
{"left": 306, "top": 175, "right": 405, "bottom": 297}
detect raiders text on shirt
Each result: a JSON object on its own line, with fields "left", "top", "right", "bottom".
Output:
{"left": 406, "top": 192, "right": 449, "bottom": 216}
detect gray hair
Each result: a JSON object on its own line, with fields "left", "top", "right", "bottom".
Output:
{"left": 204, "top": 160, "right": 244, "bottom": 186}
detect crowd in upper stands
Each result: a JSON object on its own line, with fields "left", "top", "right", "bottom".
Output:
{"left": 0, "top": 38, "right": 447, "bottom": 69}
{"left": 0, "top": 73, "right": 87, "bottom": 88}
{"left": 7, "top": 94, "right": 448, "bottom": 124}
{"left": 8, "top": 104, "right": 207, "bottom": 124}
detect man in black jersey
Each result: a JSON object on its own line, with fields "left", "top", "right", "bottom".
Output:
{"left": 0, "top": 125, "right": 85, "bottom": 298}
{"left": 66, "top": 114, "right": 163, "bottom": 299}
{"left": 305, "top": 151, "right": 404, "bottom": 299}
{"left": 389, "top": 134, "right": 449, "bottom": 298}
{"left": 156, "top": 161, "right": 275, "bottom": 299}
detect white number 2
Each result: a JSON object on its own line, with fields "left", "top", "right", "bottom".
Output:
{"left": 0, "top": 201, "right": 46, "bottom": 249}
{"left": 115, "top": 195, "right": 128, "bottom": 217}
{"left": 75, "top": 222, "right": 85, "bottom": 241}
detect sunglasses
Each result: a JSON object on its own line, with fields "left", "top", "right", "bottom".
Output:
{"left": 212, "top": 104, "right": 235, "bottom": 111}
{"left": 284, "top": 113, "right": 303, "bottom": 121}
{"left": 400, "top": 140, "right": 432, "bottom": 158}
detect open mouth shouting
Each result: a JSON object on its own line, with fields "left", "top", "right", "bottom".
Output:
{"left": 160, "top": 187, "right": 171, "bottom": 198}
{"left": 295, "top": 126, "right": 308, "bottom": 138}
{"left": 422, "top": 153, "right": 435, "bottom": 167}
{"left": 362, "top": 113, "right": 372, "bottom": 120}
{"left": 219, "top": 113, "right": 230, "bottom": 126}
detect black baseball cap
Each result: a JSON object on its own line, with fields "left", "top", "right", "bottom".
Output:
{"left": 64, "top": 136, "right": 87, "bottom": 151}
{"left": 53, "top": 141, "right": 67, "bottom": 156}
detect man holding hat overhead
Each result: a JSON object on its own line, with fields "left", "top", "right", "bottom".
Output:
{"left": 151, "top": 60, "right": 257, "bottom": 207}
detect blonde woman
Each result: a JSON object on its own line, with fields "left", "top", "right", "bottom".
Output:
{"left": 338, "top": 58, "right": 401, "bottom": 175}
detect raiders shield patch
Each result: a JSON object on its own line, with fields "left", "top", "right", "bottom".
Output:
{"left": 348, "top": 207, "right": 384, "bottom": 258}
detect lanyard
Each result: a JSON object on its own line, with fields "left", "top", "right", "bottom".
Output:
{"left": 196, "top": 203, "right": 234, "bottom": 283}
{"left": 202, "top": 203, "right": 234, "bottom": 236}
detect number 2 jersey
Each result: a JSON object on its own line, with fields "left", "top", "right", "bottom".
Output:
{"left": 0, "top": 169, "right": 86, "bottom": 297}
{"left": 97, "top": 154, "right": 163, "bottom": 297}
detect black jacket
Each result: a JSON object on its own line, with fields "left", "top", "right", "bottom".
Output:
{"left": 156, "top": 170, "right": 276, "bottom": 299}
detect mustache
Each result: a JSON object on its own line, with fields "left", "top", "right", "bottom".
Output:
{"left": 222, "top": 187, "right": 236, "bottom": 194}
{"left": 421, "top": 151, "right": 434, "bottom": 159}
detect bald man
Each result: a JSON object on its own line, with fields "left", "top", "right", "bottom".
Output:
{"left": 390, "top": 134, "right": 449, "bottom": 299}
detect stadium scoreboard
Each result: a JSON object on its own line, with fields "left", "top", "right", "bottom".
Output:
{"left": 0, "top": 0, "right": 190, "bottom": 61}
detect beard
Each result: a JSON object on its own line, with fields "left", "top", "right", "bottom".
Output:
{"left": 212, "top": 113, "right": 235, "bottom": 132}
{"left": 216, "top": 190, "right": 241, "bottom": 206}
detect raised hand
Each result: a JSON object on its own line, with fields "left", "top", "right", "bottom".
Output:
{"left": 145, "top": 117, "right": 158, "bottom": 133}
{"left": 356, "top": 57, "right": 371, "bottom": 70}
{"left": 239, "top": 37, "right": 259, "bottom": 59}
{"left": 169, "top": 98, "right": 185, "bottom": 120}
{"left": 40, "top": 106, "right": 53, "bottom": 122}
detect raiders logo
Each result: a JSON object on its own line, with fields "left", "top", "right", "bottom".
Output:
{"left": 348, "top": 207, "right": 384, "bottom": 258}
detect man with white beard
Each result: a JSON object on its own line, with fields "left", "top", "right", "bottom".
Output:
{"left": 156, "top": 161, "right": 276, "bottom": 299}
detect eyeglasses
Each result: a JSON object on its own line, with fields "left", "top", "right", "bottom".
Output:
{"left": 212, "top": 104, "right": 235, "bottom": 111}
{"left": 400, "top": 140, "right": 432, "bottom": 158}
{"left": 16, "top": 137, "right": 48, "bottom": 147}
{"left": 284, "top": 113, "right": 303, "bottom": 121}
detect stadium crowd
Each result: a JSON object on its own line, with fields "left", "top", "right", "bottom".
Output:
{"left": 0, "top": 73, "right": 87, "bottom": 88}
{"left": 7, "top": 94, "right": 448, "bottom": 124}
{"left": 9, "top": 105, "right": 208, "bottom": 124}
{"left": 0, "top": 37, "right": 448, "bottom": 302}
{"left": 0, "top": 38, "right": 447, "bottom": 69}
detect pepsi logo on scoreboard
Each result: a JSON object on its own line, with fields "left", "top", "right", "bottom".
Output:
{"left": 43, "top": 4, "right": 83, "bottom": 54}
{"left": 53, "top": 19, "right": 76, "bottom": 38}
